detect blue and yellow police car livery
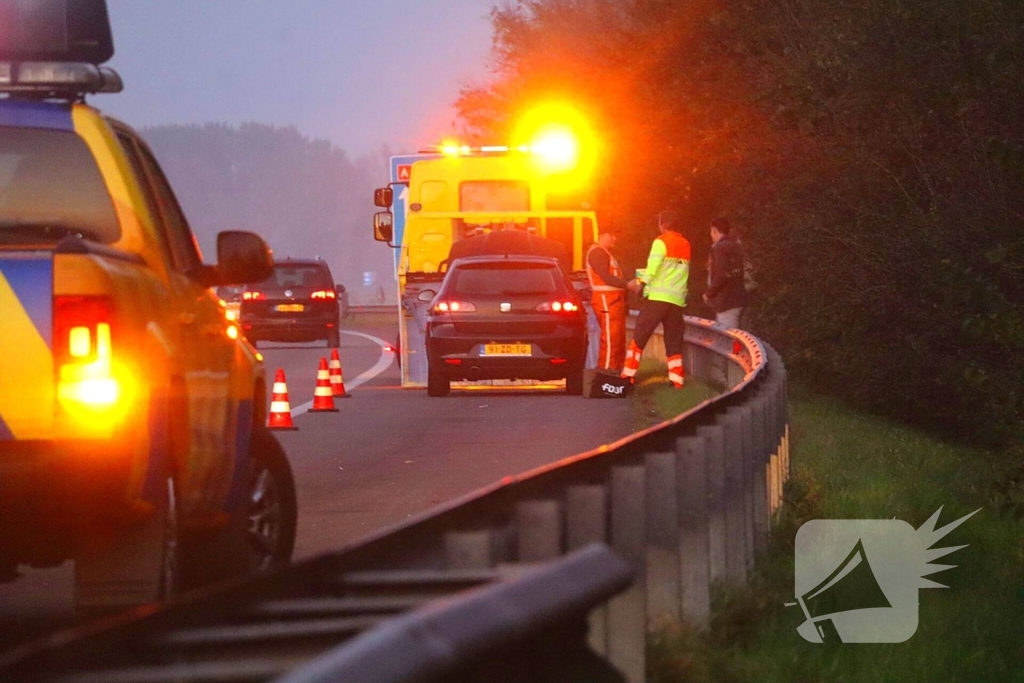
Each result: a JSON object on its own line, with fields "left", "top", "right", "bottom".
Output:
{"left": 0, "top": 57, "right": 295, "bottom": 611}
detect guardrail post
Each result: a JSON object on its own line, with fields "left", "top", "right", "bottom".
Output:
{"left": 696, "top": 424, "right": 727, "bottom": 584}
{"left": 608, "top": 465, "right": 646, "bottom": 683}
{"left": 728, "top": 405, "right": 755, "bottom": 570}
{"left": 516, "top": 500, "right": 562, "bottom": 563}
{"left": 676, "top": 436, "right": 710, "bottom": 629}
{"left": 717, "top": 410, "right": 747, "bottom": 583}
{"left": 645, "top": 452, "right": 680, "bottom": 630}
{"left": 750, "top": 394, "right": 769, "bottom": 550}
{"left": 567, "top": 485, "right": 609, "bottom": 655}
{"left": 445, "top": 531, "right": 492, "bottom": 569}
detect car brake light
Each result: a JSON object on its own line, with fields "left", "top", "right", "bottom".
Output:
{"left": 311, "top": 290, "right": 336, "bottom": 300}
{"left": 243, "top": 291, "right": 266, "bottom": 301}
{"left": 53, "top": 296, "right": 123, "bottom": 410}
{"left": 536, "top": 300, "right": 579, "bottom": 312}
{"left": 434, "top": 301, "right": 477, "bottom": 313}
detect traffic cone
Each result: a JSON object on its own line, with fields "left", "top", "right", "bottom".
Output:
{"left": 310, "top": 358, "right": 339, "bottom": 412}
{"left": 329, "top": 348, "right": 351, "bottom": 398}
{"left": 267, "top": 369, "right": 298, "bottom": 431}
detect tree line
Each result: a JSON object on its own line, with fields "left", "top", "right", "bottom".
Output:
{"left": 457, "top": 0, "right": 1023, "bottom": 446}
{"left": 142, "top": 123, "right": 394, "bottom": 302}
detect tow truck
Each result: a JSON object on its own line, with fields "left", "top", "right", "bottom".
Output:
{"left": 0, "top": 1, "right": 296, "bottom": 614}
{"left": 372, "top": 106, "right": 602, "bottom": 387}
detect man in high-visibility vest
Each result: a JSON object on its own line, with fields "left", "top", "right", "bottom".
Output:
{"left": 622, "top": 210, "right": 691, "bottom": 388}
{"left": 586, "top": 225, "right": 629, "bottom": 372}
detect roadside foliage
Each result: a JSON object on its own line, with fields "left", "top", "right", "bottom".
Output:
{"left": 457, "top": 0, "right": 1024, "bottom": 447}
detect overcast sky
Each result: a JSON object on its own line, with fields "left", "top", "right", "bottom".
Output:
{"left": 100, "top": 1, "right": 496, "bottom": 155}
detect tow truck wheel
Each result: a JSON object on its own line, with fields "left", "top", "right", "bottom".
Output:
{"left": 427, "top": 364, "right": 450, "bottom": 397}
{"left": 74, "top": 474, "right": 179, "bottom": 616}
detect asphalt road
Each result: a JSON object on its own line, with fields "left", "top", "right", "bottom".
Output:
{"left": 0, "top": 323, "right": 635, "bottom": 653}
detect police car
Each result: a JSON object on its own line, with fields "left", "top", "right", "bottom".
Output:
{"left": 0, "top": 2, "right": 296, "bottom": 613}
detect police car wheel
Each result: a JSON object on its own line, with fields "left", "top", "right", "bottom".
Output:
{"left": 246, "top": 426, "right": 297, "bottom": 572}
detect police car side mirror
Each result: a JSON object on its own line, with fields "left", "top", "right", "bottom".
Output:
{"left": 374, "top": 187, "right": 393, "bottom": 208}
{"left": 212, "top": 231, "right": 274, "bottom": 285}
{"left": 374, "top": 212, "right": 395, "bottom": 245}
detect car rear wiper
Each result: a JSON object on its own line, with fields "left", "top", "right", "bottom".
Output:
{"left": 0, "top": 220, "right": 102, "bottom": 244}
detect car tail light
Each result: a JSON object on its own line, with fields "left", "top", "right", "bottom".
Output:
{"left": 434, "top": 301, "right": 477, "bottom": 313}
{"left": 53, "top": 296, "right": 123, "bottom": 410}
{"left": 311, "top": 290, "right": 336, "bottom": 300}
{"left": 243, "top": 291, "right": 266, "bottom": 301}
{"left": 536, "top": 300, "right": 579, "bottom": 313}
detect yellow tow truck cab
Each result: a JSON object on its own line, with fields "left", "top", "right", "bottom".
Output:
{"left": 374, "top": 136, "right": 600, "bottom": 388}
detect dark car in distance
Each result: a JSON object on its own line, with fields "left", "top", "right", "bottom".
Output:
{"left": 240, "top": 258, "right": 345, "bottom": 347}
{"left": 423, "top": 255, "right": 587, "bottom": 396}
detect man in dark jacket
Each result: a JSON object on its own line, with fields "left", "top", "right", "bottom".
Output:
{"left": 702, "top": 217, "right": 749, "bottom": 328}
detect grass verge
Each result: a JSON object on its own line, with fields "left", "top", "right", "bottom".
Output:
{"left": 631, "top": 359, "right": 719, "bottom": 431}
{"left": 635, "top": 381, "right": 1024, "bottom": 682}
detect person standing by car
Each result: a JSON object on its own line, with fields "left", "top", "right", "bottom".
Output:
{"left": 586, "top": 224, "right": 629, "bottom": 372}
{"left": 622, "top": 210, "right": 691, "bottom": 388}
{"left": 702, "top": 216, "right": 749, "bottom": 329}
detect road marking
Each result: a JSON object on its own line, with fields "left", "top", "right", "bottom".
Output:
{"left": 292, "top": 331, "right": 395, "bottom": 416}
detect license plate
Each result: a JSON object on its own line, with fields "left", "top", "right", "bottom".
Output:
{"left": 483, "top": 343, "right": 532, "bottom": 357}
{"left": 275, "top": 304, "right": 305, "bottom": 312}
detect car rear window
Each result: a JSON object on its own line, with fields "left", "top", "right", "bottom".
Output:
{"left": 260, "top": 264, "right": 333, "bottom": 290}
{"left": 450, "top": 263, "right": 564, "bottom": 297}
{"left": 0, "top": 128, "right": 120, "bottom": 244}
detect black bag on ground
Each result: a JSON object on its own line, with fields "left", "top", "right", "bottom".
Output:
{"left": 585, "top": 370, "right": 632, "bottom": 399}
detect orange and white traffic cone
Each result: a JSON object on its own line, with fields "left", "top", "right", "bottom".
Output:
{"left": 267, "top": 369, "right": 298, "bottom": 431}
{"left": 329, "top": 348, "right": 350, "bottom": 398}
{"left": 310, "top": 357, "right": 339, "bottom": 412}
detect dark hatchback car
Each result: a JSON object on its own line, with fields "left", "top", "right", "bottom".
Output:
{"left": 424, "top": 255, "right": 587, "bottom": 396}
{"left": 240, "top": 259, "right": 345, "bottom": 347}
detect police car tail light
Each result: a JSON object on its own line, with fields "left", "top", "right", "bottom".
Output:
{"left": 536, "top": 300, "right": 579, "bottom": 313}
{"left": 243, "top": 291, "right": 266, "bottom": 301}
{"left": 310, "top": 290, "right": 336, "bottom": 300}
{"left": 433, "top": 301, "right": 476, "bottom": 313}
{"left": 54, "top": 296, "right": 121, "bottom": 409}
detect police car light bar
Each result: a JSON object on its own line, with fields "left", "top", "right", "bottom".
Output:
{"left": 0, "top": 62, "right": 123, "bottom": 95}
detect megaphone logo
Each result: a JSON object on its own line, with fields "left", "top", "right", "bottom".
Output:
{"left": 791, "top": 507, "right": 979, "bottom": 643}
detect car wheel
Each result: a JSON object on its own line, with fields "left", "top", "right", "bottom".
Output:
{"left": 180, "top": 426, "right": 296, "bottom": 588}
{"left": 74, "top": 474, "right": 179, "bottom": 615}
{"left": 246, "top": 426, "right": 297, "bottom": 572}
{"left": 427, "top": 363, "right": 450, "bottom": 397}
{"left": 328, "top": 328, "right": 341, "bottom": 348}
{"left": 565, "top": 362, "right": 585, "bottom": 396}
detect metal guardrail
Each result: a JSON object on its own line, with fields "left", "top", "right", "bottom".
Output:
{"left": 2, "top": 316, "right": 788, "bottom": 683}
